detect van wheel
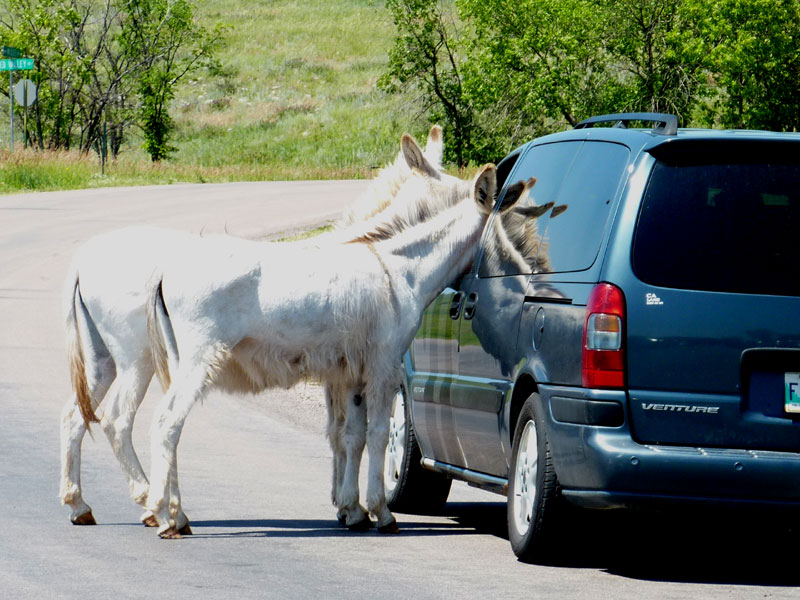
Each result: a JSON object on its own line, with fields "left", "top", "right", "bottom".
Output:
{"left": 384, "top": 384, "right": 451, "bottom": 513}
{"left": 507, "top": 393, "right": 562, "bottom": 562}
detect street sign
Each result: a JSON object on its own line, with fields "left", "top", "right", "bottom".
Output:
{"left": 13, "top": 78, "right": 36, "bottom": 107}
{"left": 0, "top": 58, "right": 34, "bottom": 70}
{"left": 3, "top": 53, "right": 35, "bottom": 151}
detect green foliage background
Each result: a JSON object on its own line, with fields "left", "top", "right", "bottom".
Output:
{"left": 0, "top": 0, "right": 428, "bottom": 192}
{"left": 0, "top": 0, "right": 798, "bottom": 192}
{"left": 382, "top": 0, "right": 800, "bottom": 166}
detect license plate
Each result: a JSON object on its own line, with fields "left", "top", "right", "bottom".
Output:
{"left": 784, "top": 372, "right": 800, "bottom": 413}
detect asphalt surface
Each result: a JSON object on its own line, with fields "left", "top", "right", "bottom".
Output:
{"left": 1, "top": 182, "right": 798, "bottom": 599}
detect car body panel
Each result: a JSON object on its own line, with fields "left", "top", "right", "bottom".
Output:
{"left": 404, "top": 120, "right": 800, "bottom": 511}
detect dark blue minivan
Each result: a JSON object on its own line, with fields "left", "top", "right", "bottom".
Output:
{"left": 384, "top": 113, "right": 800, "bottom": 561}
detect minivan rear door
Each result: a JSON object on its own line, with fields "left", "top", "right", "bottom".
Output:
{"left": 623, "top": 141, "right": 800, "bottom": 452}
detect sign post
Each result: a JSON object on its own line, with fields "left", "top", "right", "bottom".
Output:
{"left": 9, "top": 67, "right": 13, "bottom": 151}
{"left": 13, "top": 79, "right": 37, "bottom": 148}
{"left": 0, "top": 52, "right": 35, "bottom": 151}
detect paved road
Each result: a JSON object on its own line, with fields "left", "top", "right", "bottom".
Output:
{"left": 1, "top": 182, "right": 798, "bottom": 599}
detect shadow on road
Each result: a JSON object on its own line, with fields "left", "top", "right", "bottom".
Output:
{"left": 186, "top": 506, "right": 499, "bottom": 539}
{"left": 447, "top": 500, "right": 800, "bottom": 586}
{"left": 573, "top": 508, "right": 800, "bottom": 586}
{"left": 179, "top": 501, "right": 799, "bottom": 586}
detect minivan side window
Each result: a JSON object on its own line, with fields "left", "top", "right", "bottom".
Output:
{"left": 478, "top": 140, "right": 630, "bottom": 277}
{"left": 535, "top": 141, "right": 630, "bottom": 273}
{"left": 479, "top": 141, "right": 581, "bottom": 278}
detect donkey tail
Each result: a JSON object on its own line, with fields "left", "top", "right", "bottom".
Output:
{"left": 146, "top": 277, "right": 178, "bottom": 390}
{"left": 64, "top": 268, "right": 100, "bottom": 428}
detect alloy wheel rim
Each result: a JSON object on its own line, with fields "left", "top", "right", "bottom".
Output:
{"left": 384, "top": 389, "right": 407, "bottom": 493}
{"left": 511, "top": 419, "right": 538, "bottom": 536}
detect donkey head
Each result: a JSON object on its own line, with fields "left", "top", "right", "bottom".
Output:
{"left": 469, "top": 167, "right": 549, "bottom": 218}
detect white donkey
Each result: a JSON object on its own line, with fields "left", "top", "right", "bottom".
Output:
{"left": 145, "top": 168, "right": 545, "bottom": 538}
{"left": 60, "top": 127, "right": 445, "bottom": 528}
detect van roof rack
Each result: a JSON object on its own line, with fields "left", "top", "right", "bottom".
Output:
{"left": 575, "top": 112, "right": 678, "bottom": 136}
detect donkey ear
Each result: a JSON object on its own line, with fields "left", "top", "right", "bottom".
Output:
{"left": 499, "top": 177, "right": 538, "bottom": 214}
{"left": 473, "top": 164, "right": 497, "bottom": 212}
{"left": 424, "top": 124, "right": 444, "bottom": 169}
{"left": 402, "top": 133, "right": 439, "bottom": 178}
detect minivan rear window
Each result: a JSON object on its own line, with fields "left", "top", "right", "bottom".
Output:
{"left": 632, "top": 157, "right": 800, "bottom": 296}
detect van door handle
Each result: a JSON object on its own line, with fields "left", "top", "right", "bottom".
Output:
{"left": 449, "top": 292, "right": 464, "bottom": 320}
{"left": 463, "top": 292, "right": 479, "bottom": 320}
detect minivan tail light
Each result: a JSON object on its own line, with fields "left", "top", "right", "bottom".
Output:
{"left": 582, "top": 283, "right": 626, "bottom": 389}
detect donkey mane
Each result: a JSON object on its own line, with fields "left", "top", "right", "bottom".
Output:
{"left": 345, "top": 173, "right": 473, "bottom": 245}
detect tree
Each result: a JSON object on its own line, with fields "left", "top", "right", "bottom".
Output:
{"left": 381, "top": 0, "right": 800, "bottom": 164}
{"left": 681, "top": 0, "right": 800, "bottom": 130}
{"left": 0, "top": 0, "right": 222, "bottom": 159}
{"left": 457, "top": 0, "right": 707, "bottom": 135}
{"left": 380, "top": 0, "right": 704, "bottom": 163}
{"left": 379, "top": 0, "right": 480, "bottom": 167}
{"left": 458, "top": 0, "right": 618, "bottom": 146}
{"left": 603, "top": 0, "right": 707, "bottom": 119}
{"left": 1, "top": 0, "right": 84, "bottom": 150}
{"left": 123, "top": 0, "right": 223, "bottom": 161}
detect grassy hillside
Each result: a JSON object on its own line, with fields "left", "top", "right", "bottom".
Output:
{"left": 174, "top": 0, "right": 417, "bottom": 178}
{"left": 0, "top": 0, "right": 427, "bottom": 192}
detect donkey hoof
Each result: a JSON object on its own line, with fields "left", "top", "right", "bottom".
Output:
{"left": 177, "top": 522, "right": 193, "bottom": 536}
{"left": 141, "top": 513, "right": 159, "bottom": 528}
{"left": 377, "top": 518, "right": 400, "bottom": 534}
{"left": 346, "top": 515, "right": 374, "bottom": 532}
{"left": 71, "top": 511, "right": 97, "bottom": 526}
{"left": 158, "top": 527, "right": 183, "bottom": 539}
{"left": 337, "top": 513, "right": 347, "bottom": 526}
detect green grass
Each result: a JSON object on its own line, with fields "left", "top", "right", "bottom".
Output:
{"left": 0, "top": 0, "right": 431, "bottom": 194}
{"left": 0, "top": 148, "right": 306, "bottom": 194}
{"left": 173, "top": 0, "right": 422, "bottom": 170}
{"left": 275, "top": 224, "right": 335, "bottom": 242}
{"left": 172, "top": 0, "right": 417, "bottom": 174}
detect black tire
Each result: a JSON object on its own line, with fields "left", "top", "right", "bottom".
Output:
{"left": 385, "top": 382, "right": 451, "bottom": 514}
{"left": 507, "top": 393, "right": 563, "bottom": 562}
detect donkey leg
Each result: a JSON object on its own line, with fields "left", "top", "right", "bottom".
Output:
{"left": 364, "top": 379, "right": 398, "bottom": 533}
{"left": 98, "top": 366, "right": 152, "bottom": 517}
{"left": 59, "top": 363, "right": 115, "bottom": 525}
{"left": 97, "top": 367, "right": 180, "bottom": 528}
{"left": 59, "top": 395, "right": 96, "bottom": 525}
{"left": 324, "top": 382, "right": 347, "bottom": 520}
{"left": 339, "top": 386, "right": 370, "bottom": 530}
{"left": 146, "top": 368, "right": 205, "bottom": 539}
{"left": 167, "top": 455, "right": 191, "bottom": 535}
